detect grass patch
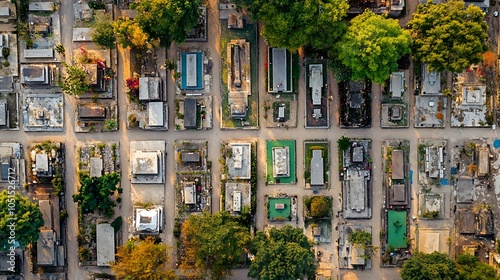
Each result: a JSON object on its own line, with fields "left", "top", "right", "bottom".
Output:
{"left": 304, "top": 141, "right": 329, "bottom": 187}
{"left": 220, "top": 20, "right": 259, "bottom": 128}
{"left": 292, "top": 53, "right": 300, "bottom": 94}
{"left": 266, "top": 140, "right": 296, "bottom": 184}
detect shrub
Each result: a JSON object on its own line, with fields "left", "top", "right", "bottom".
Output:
{"left": 348, "top": 230, "right": 371, "bottom": 245}
{"left": 78, "top": 246, "right": 90, "bottom": 261}
{"left": 59, "top": 210, "right": 68, "bottom": 220}
{"left": 55, "top": 44, "right": 65, "bottom": 55}
{"left": 2, "top": 60, "right": 9, "bottom": 68}
{"left": 88, "top": 0, "right": 106, "bottom": 10}
{"left": 104, "top": 119, "right": 118, "bottom": 130}
{"left": 2, "top": 47, "right": 9, "bottom": 59}
{"left": 337, "top": 136, "right": 350, "bottom": 151}
{"left": 422, "top": 210, "right": 440, "bottom": 219}
{"left": 173, "top": 220, "right": 182, "bottom": 238}
{"left": 111, "top": 216, "right": 123, "bottom": 231}
{"left": 126, "top": 77, "right": 140, "bottom": 103}
{"left": 483, "top": 51, "right": 496, "bottom": 67}
{"left": 90, "top": 225, "right": 97, "bottom": 240}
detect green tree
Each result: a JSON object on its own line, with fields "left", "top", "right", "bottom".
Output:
{"left": 456, "top": 254, "right": 499, "bottom": 280}
{"left": 408, "top": 0, "right": 488, "bottom": 72}
{"left": 401, "top": 252, "right": 459, "bottom": 280}
{"left": 72, "top": 172, "right": 120, "bottom": 218}
{"left": 310, "top": 196, "right": 330, "bottom": 218}
{"left": 104, "top": 119, "right": 118, "bottom": 130}
{"left": 60, "top": 62, "right": 91, "bottom": 95}
{"left": 337, "top": 136, "right": 350, "bottom": 151}
{"left": 249, "top": 225, "right": 316, "bottom": 280}
{"left": 181, "top": 211, "right": 250, "bottom": 279}
{"left": 90, "top": 13, "right": 116, "bottom": 49}
{"left": 16, "top": 0, "right": 29, "bottom": 21}
{"left": 348, "top": 229, "right": 371, "bottom": 245}
{"left": 234, "top": 0, "right": 348, "bottom": 52}
{"left": 336, "top": 10, "right": 411, "bottom": 84}
{"left": 0, "top": 190, "right": 44, "bottom": 250}
{"left": 114, "top": 18, "right": 153, "bottom": 49}
{"left": 134, "top": 0, "right": 202, "bottom": 47}
{"left": 347, "top": 229, "right": 377, "bottom": 259}
{"left": 111, "top": 236, "right": 176, "bottom": 280}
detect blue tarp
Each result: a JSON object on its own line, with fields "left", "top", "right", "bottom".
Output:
{"left": 494, "top": 139, "right": 500, "bottom": 149}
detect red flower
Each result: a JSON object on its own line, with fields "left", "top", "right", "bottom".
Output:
{"left": 126, "top": 77, "right": 139, "bottom": 90}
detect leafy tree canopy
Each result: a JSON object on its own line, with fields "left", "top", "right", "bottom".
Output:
{"left": 111, "top": 236, "right": 176, "bottom": 280}
{"left": 310, "top": 196, "right": 330, "bottom": 218}
{"left": 114, "top": 18, "right": 155, "bottom": 49}
{"left": 337, "top": 136, "right": 350, "bottom": 151}
{"left": 0, "top": 190, "right": 44, "bottom": 250}
{"left": 347, "top": 229, "right": 377, "bottom": 260}
{"left": 337, "top": 10, "right": 411, "bottom": 84}
{"left": 90, "top": 13, "right": 116, "bottom": 49}
{"left": 456, "top": 254, "right": 499, "bottom": 280}
{"left": 59, "top": 62, "right": 91, "bottom": 96}
{"left": 234, "top": 0, "right": 348, "bottom": 52}
{"left": 401, "top": 252, "right": 459, "bottom": 280}
{"left": 134, "top": 0, "right": 202, "bottom": 47}
{"left": 181, "top": 211, "right": 250, "bottom": 279}
{"left": 408, "top": 0, "right": 488, "bottom": 72}
{"left": 348, "top": 230, "right": 371, "bottom": 246}
{"left": 72, "top": 172, "right": 120, "bottom": 218}
{"left": 249, "top": 225, "right": 316, "bottom": 280}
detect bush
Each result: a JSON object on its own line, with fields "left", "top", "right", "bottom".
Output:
{"left": 173, "top": 220, "right": 182, "bottom": 238}
{"left": 128, "top": 114, "right": 139, "bottom": 127}
{"left": 2, "top": 60, "right": 9, "bottom": 68}
{"left": 104, "top": 119, "right": 118, "bottom": 130}
{"left": 78, "top": 246, "right": 90, "bottom": 261}
{"left": 348, "top": 230, "right": 371, "bottom": 245}
{"left": 126, "top": 77, "right": 140, "bottom": 103}
{"left": 55, "top": 44, "right": 65, "bottom": 55}
{"left": 111, "top": 216, "right": 123, "bottom": 231}
{"left": 52, "top": 174, "right": 64, "bottom": 196}
{"left": 88, "top": 0, "right": 106, "bottom": 10}
{"left": 304, "top": 197, "right": 313, "bottom": 209}
{"left": 90, "top": 225, "right": 97, "bottom": 241}
{"left": 59, "top": 210, "right": 68, "bottom": 220}
{"left": 423, "top": 210, "right": 440, "bottom": 219}
{"left": 337, "top": 136, "right": 350, "bottom": 151}
{"left": 2, "top": 47, "right": 9, "bottom": 59}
